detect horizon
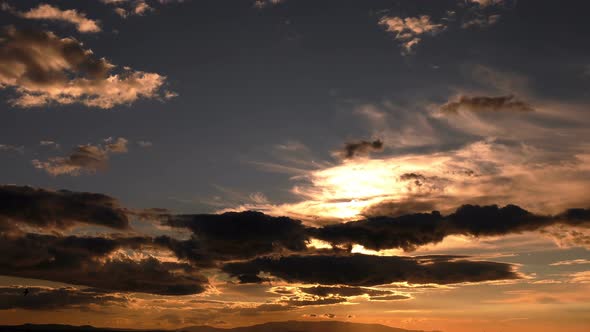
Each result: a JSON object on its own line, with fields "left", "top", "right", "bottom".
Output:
{"left": 0, "top": 1, "right": 589, "bottom": 332}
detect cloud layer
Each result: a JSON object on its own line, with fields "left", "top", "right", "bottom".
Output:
{"left": 223, "top": 254, "right": 519, "bottom": 286}
{"left": 0, "top": 185, "right": 129, "bottom": 230}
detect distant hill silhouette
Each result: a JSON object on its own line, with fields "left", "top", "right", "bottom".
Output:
{"left": 181, "top": 321, "right": 434, "bottom": 332}
{"left": 0, "top": 321, "right": 437, "bottom": 332}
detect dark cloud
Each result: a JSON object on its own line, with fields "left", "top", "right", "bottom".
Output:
{"left": 361, "top": 199, "right": 439, "bottom": 218}
{"left": 440, "top": 95, "right": 534, "bottom": 114}
{"left": 160, "top": 211, "right": 309, "bottom": 264}
{"left": 283, "top": 297, "right": 348, "bottom": 307}
{"left": 311, "top": 211, "right": 446, "bottom": 252}
{"left": 0, "top": 286, "right": 127, "bottom": 310}
{"left": 0, "top": 232, "right": 208, "bottom": 295}
{"left": 299, "top": 286, "right": 409, "bottom": 301}
{"left": 337, "top": 140, "right": 384, "bottom": 159}
{"left": 32, "top": 138, "right": 128, "bottom": 176}
{"left": 312, "top": 204, "right": 590, "bottom": 251}
{"left": 222, "top": 254, "right": 519, "bottom": 286}
{"left": 160, "top": 205, "right": 590, "bottom": 264}
{"left": 0, "top": 185, "right": 129, "bottom": 230}
{"left": 369, "top": 294, "right": 411, "bottom": 301}
{"left": 0, "top": 27, "right": 169, "bottom": 108}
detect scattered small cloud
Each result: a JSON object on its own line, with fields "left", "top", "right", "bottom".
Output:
{"left": 467, "top": 0, "right": 506, "bottom": 7}
{"left": 11, "top": 3, "right": 101, "bottom": 33}
{"left": 335, "top": 140, "right": 384, "bottom": 159}
{"left": 440, "top": 95, "right": 534, "bottom": 114}
{"left": 254, "top": 0, "right": 284, "bottom": 9}
{"left": 462, "top": 14, "right": 501, "bottom": 29}
{"left": 0, "top": 144, "right": 24, "bottom": 154}
{"left": 32, "top": 137, "right": 129, "bottom": 176}
{"left": 137, "top": 140, "right": 153, "bottom": 148}
{"left": 379, "top": 15, "right": 445, "bottom": 54}
{"left": 39, "top": 140, "right": 60, "bottom": 149}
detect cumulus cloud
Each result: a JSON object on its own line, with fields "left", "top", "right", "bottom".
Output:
{"left": 440, "top": 95, "right": 534, "bottom": 114}
{"left": 14, "top": 4, "right": 101, "bottom": 33}
{"left": 336, "top": 140, "right": 384, "bottom": 159}
{"left": 223, "top": 254, "right": 520, "bottom": 286}
{"left": 379, "top": 15, "right": 445, "bottom": 54}
{"left": 0, "top": 27, "right": 170, "bottom": 108}
{"left": 32, "top": 137, "right": 129, "bottom": 176}
{"left": 0, "top": 185, "right": 130, "bottom": 230}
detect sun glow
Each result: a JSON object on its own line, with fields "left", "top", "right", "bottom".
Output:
{"left": 277, "top": 155, "right": 454, "bottom": 221}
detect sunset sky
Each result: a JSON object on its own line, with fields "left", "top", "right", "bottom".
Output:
{"left": 0, "top": 1, "right": 589, "bottom": 331}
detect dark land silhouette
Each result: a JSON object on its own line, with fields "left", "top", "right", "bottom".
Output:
{"left": 0, "top": 321, "right": 438, "bottom": 332}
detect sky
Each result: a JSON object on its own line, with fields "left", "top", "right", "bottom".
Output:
{"left": 0, "top": 0, "right": 589, "bottom": 331}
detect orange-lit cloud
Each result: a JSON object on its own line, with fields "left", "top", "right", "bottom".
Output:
{"left": 0, "top": 27, "right": 172, "bottom": 108}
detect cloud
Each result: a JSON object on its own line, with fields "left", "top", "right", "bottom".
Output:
{"left": 101, "top": 0, "right": 186, "bottom": 18}
{"left": 32, "top": 137, "right": 128, "bottom": 176}
{"left": 299, "top": 286, "right": 410, "bottom": 301}
{"left": 569, "top": 271, "right": 590, "bottom": 284}
{"left": 223, "top": 253, "right": 520, "bottom": 286}
{"left": 440, "top": 95, "right": 534, "bottom": 114}
{"left": 379, "top": 15, "right": 445, "bottom": 54}
{"left": 0, "top": 232, "right": 208, "bottom": 295}
{"left": 0, "top": 185, "right": 130, "bottom": 230}
{"left": 0, "top": 286, "right": 127, "bottom": 310}
{"left": 283, "top": 297, "right": 348, "bottom": 307}
{"left": 336, "top": 140, "right": 384, "bottom": 159}
{"left": 15, "top": 4, "right": 101, "bottom": 33}
{"left": 550, "top": 259, "right": 590, "bottom": 266}
{"left": 137, "top": 140, "right": 153, "bottom": 148}
{"left": 361, "top": 199, "right": 439, "bottom": 218}
{"left": 104, "top": 137, "right": 129, "bottom": 153}
{"left": 0, "top": 143, "right": 24, "bottom": 154}
{"left": 468, "top": 0, "right": 506, "bottom": 7}
{"left": 254, "top": 0, "right": 284, "bottom": 9}
{"left": 462, "top": 14, "right": 501, "bottom": 29}
{"left": 159, "top": 211, "right": 309, "bottom": 265}
{"left": 0, "top": 27, "right": 170, "bottom": 108}
{"left": 39, "top": 140, "right": 60, "bottom": 149}
{"left": 312, "top": 204, "right": 590, "bottom": 251}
